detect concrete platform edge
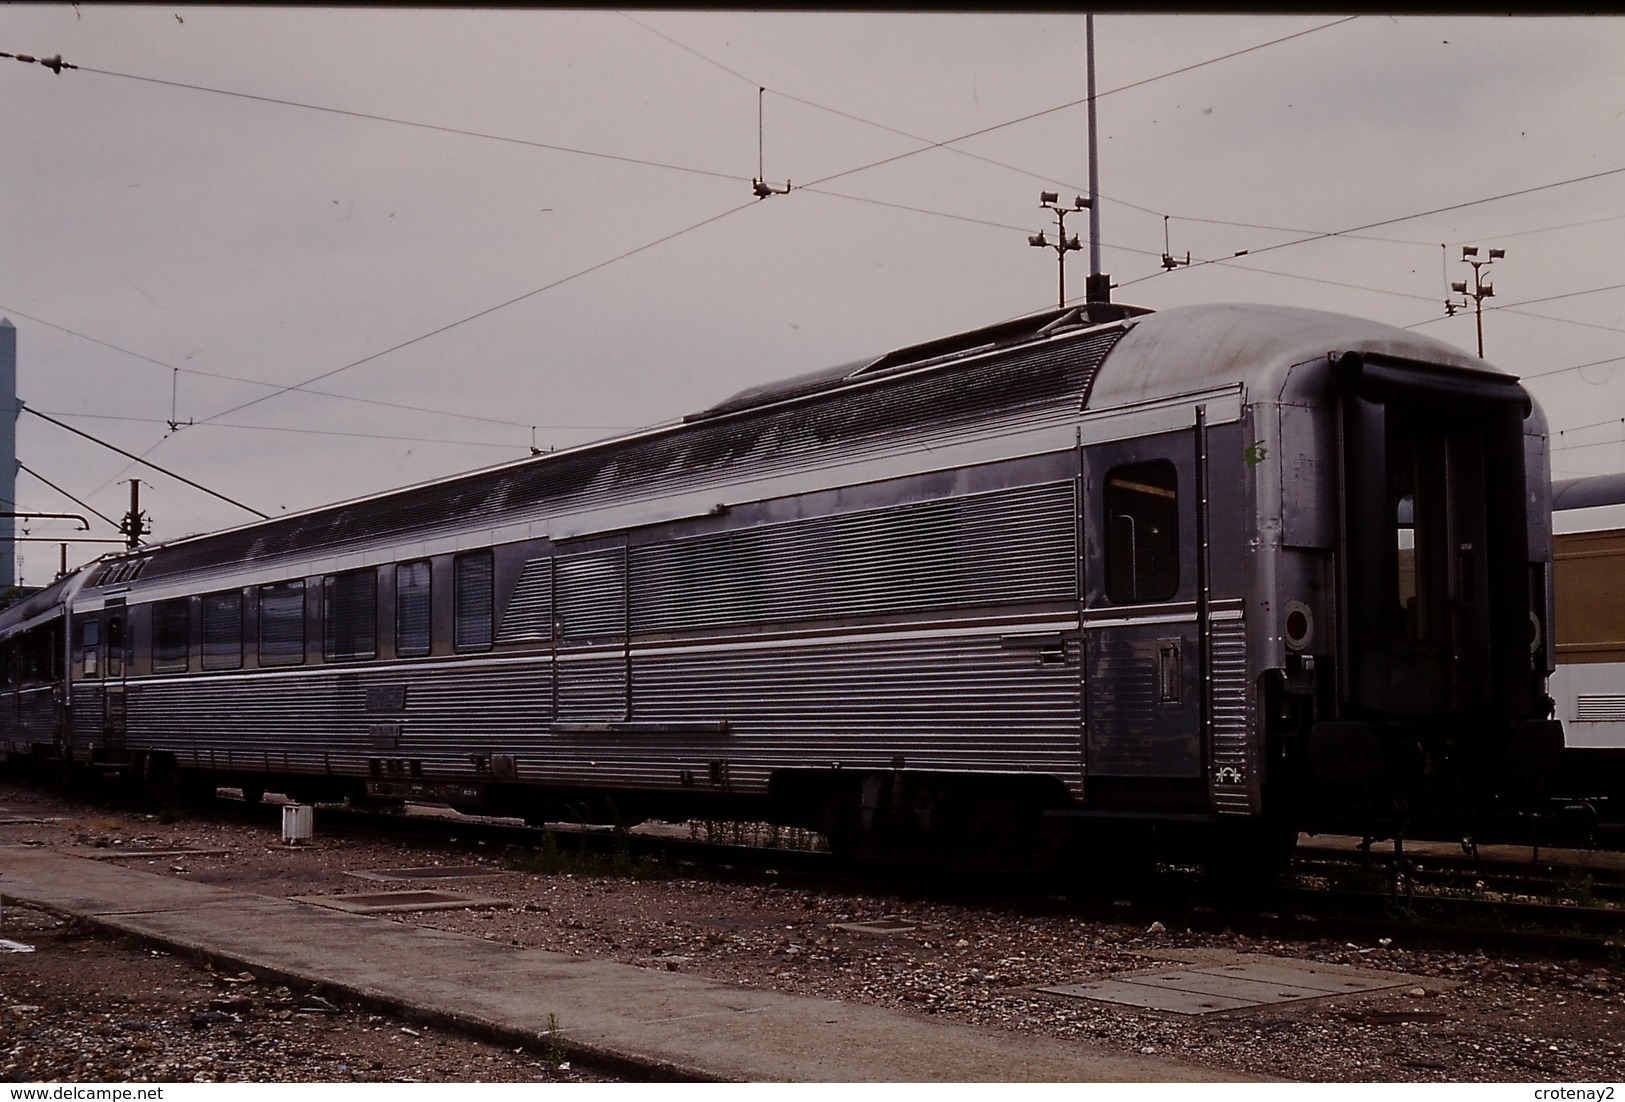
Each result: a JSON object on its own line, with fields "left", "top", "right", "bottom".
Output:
{"left": 6, "top": 894, "right": 729, "bottom": 1083}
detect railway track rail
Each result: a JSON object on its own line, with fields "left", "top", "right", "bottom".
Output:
{"left": 14, "top": 778, "right": 1623, "bottom": 962}
{"left": 209, "top": 791, "right": 1625, "bottom": 961}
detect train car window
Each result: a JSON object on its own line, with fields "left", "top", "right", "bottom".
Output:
{"left": 454, "top": 551, "right": 494, "bottom": 651}
{"left": 396, "top": 561, "right": 432, "bottom": 657}
{"left": 201, "top": 591, "right": 244, "bottom": 671}
{"left": 152, "top": 599, "right": 190, "bottom": 672}
{"left": 258, "top": 582, "right": 306, "bottom": 666}
{"left": 1104, "top": 460, "right": 1180, "bottom": 603}
{"left": 323, "top": 569, "right": 378, "bottom": 661}
{"left": 80, "top": 619, "right": 100, "bottom": 678}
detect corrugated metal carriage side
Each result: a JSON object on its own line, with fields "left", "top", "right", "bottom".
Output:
{"left": 0, "top": 302, "right": 1566, "bottom": 873}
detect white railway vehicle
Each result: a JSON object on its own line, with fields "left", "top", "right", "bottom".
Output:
{"left": 1548, "top": 472, "right": 1625, "bottom": 807}
{"left": 0, "top": 302, "right": 1567, "bottom": 870}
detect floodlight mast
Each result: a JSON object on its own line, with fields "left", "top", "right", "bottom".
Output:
{"left": 1445, "top": 245, "right": 1505, "bottom": 358}
{"left": 1028, "top": 193, "right": 1089, "bottom": 308}
{"left": 1025, "top": 16, "right": 1110, "bottom": 309}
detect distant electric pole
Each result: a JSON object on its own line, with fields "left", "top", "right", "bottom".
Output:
{"left": 0, "top": 318, "right": 16, "bottom": 591}
{"left": 1446, "top": 244, "right": 1504, "bottom": 358}
{"left": 1028, "top": 192, "right": 1091, "bottom": 308}
{"left": 1084, "top": 13, "right": 1110, "bottom": 305}
{"left": 119, "top": 479, "right": 150, "bottom": 551}
{"left": 1028, "top": 15, "right": 1110, "bottom": 310}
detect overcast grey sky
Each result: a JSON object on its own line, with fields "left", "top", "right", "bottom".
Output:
{"left": 3, "top": 7, "right": 1624, "bottom": 585}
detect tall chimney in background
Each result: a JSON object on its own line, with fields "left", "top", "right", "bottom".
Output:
{"left": 0, "top": 318, "right": 17, "bottom": 591}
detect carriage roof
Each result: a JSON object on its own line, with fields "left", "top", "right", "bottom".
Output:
{"left": 70, "top": 302, "right": 1520, "bottom": 592}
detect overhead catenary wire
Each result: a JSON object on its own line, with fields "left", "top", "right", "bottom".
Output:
{"left": 23, "top": 18, "right": 1597, "bottom": 370}
{"left": 1521, "top": 354, "right": 1625, "bottom": 384}
{"left": 1423, "top": 286, "right": 1625, "bottom": 344}
{"left": 1407, "top": 297, "right": 1625, "bottom": 342}
{"left": 798, "top": 17, "right": 1361, "bottom": 194}
{"left": 1496, "top": 307, "right": 1625, "bottom": 339}
{"left": 1555, "top": 409, "right": 1625, "bottom": 436}
{"left": 191, "top": 200, "right": 760, "bottom": 427}
{"left": 22, "top": 406, "right": 269, "bottom": 519}
{"left": 15, "top": 17, "right": 1363, "bottom": 236}
{"left": 16, "top": 462, "right": 124, "bottom": 531}
{"left": 60, "top": 63, "right": 745, "bottom": 186}
{"left": 48, "top": 28, "right": 1380, "bottom": 417}
{"left": 12, "top": 20, "right": 1625, "bottom": 474}
{"left": 18, "top": 21, "right": 1617, "bottom": 285}
{"left": 12, "top": 19, "right": 1369, "bottom": 266}
{"left": 627, "top": 13, "right": 1625, "bottom": 314}
{"left": 31, "top": 410, "right": 591, "bottom": 451}
{"left": 0, "top": 303, "right": 543, "bottom": 434}
{"left": 1121, "top": 163, "right": 1625, "bottom": 291}
{"left": 623, "top": 11, "right": 1364, "bottom": 230}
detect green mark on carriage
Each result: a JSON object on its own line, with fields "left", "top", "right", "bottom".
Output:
{"left": 1244, "top": 440, "right": 1268, "bottom": 467}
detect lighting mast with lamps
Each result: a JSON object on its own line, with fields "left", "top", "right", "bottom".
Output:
{"left": 1446, "top": 245, "right": 1504, "bottom": 358}
{"left": 1027, "top": 14, "right": 1111, "bottom": 310}
{"left": 1028, "top": 192, "right": 1090, "bottom": 308}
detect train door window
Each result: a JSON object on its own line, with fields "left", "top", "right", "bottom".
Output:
{"left": 258, "top": 582, "right": 306, "bottom": 666}
{"left": 80, "top": 619, "right": 100, "bottom": 678}
{"left": 1104, "top": 459, "right": 1180, "bottom": 603}
{"left": 454, "top": 551, "right": 494, "bottom": 652}
{"left": 323, "top": 569, "right": 378, "bottom": 661}
{"left": 106, "top": 616, "right": 126, "bottom": 679}
{"left": 153, "top": 599, "right": 189, "bottom": 672}
{"left": 395, "top": 561, "right": 432, "bottom": 658}
{"left": 201, "top": 591, "right": 244, "bottom": 671}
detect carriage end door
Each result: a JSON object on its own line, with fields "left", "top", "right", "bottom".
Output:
{"left": 101, "top": 598, "right": 129, "bottom": 750}
{"left": 1083, "top": 432, "right": 1204, "bottom": 782}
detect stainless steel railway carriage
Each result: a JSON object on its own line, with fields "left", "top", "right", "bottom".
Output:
{"left": 0, "top": 302, "right": 1566, "bottom": 872}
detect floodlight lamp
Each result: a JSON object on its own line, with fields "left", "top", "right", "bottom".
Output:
{"left": 1067, "top": 235, "right": 1082, "bottom": 251}
{"left": 1462, "top": 246, "right": 1478, "bottom": 259}
{"left": 1029, "top": 232, "right": 1048, "bottom": 248}
{"left": 1451, "top": 282, "right": 1468, "bottom": 294}
{"left": 1039, "top": 191, "right": 1059, "bottom": 206}
{"left": 1482, "top": 283, "right": 1493, "bottom": 297}
{"left": 1489, "top": 248, "right": 1505, "bottom": 259}
{"left": 1074, "top": 196, "right": 1090, "bottom": 209}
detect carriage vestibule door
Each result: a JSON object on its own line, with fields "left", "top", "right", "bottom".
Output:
{"left": 101, "top": 598, "right": 129, "bottom": 750}
{"left": 1082, "top": 430, "right": 1204, "bottom": 780}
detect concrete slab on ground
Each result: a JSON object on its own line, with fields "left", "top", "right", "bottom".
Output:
{"left": 1040, "top": 953, "right": 1439, "bottom": 1016}
{"left": 66, "top": 847, "right": 232, "bottom": 861}
{"left": 345, "top": 865, "right": 505, "bottom": 883}
{"left": 0, "top": 845, "right": 1269, "bottom": 1083}
{"left": 291, "top": 889, "right": 512, "bottom": 914}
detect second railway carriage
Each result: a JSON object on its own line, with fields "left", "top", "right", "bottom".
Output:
{"left": 0, "top": 301, "right": 1564, "bottom": 868}
{"left": 1547, "top": 472, "right": 1625, "bottom": 813}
